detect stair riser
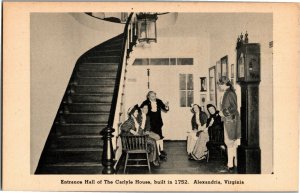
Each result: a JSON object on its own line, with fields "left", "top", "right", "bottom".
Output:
{"left": 38, "top": 166, "right": 103, "bottom": 174}
{"left": 56, "top": 137, "right": 103, "bottom": 148}
{"left": 88, "top": 50, "right": 121, "bottom": 57}
{"left": 77, "top": 71, "right": 117, "bottom": 78}
{"left": 77, "top": 78, "right": 116, "bottom": 85}
{"left": 67, "top": 104, "right": 111, "bottom": 113}
{"left": 95, "top": 45, "right": 122, "bottom": 51}
{"left": 87, "top": 57, "right": 120, "bottom": 63}
{"left": 78, "top": 64, "right": 119, "bottom": 72}
{"left": 64, "top": 114, "right": 109, "bottom": 123}
{"left": 58, "top": 125, "right": 106, "bottom": 135}
{"left": 71, "top": 95, "right": 113, "bottom": 103}
{"left": 45, "top": 151, "right": 102, "bottom": 163}
{"left": 74, "top": 86, "right": 114, "bottom": 94}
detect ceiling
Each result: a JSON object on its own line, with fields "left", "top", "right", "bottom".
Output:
{"left": 157, "top": 13, "right": 273, "bottom": 38}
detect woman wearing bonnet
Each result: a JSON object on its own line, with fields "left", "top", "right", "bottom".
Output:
{"left": 120, "top": 104, "right": 160, "bottom": 166}
{"left": 187, "top": 104, "right": 211, "bottom": 160}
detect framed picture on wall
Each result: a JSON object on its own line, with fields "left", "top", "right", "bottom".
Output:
{"left": 221, "top": 55, "right": 228, "bottom": 77}
{"left": 216, "top": 60, "right": 221, "bottom": 82}
{"left": 200, "top": 77, "right": 207, "bottom": 92}
{"left": 231, "top": 63, "right": 235, "bottom": 86}
{"left": 231, "top": 63, "right": 234, "bottom": 78}
{"left": 208, "top": 66, "right": 216, "bottom": 106}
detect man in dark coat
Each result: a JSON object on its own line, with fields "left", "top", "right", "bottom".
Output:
{"left": 218, "top": 76, "right": 241, "bottom": 171}
{"left": 140, "top": 91, "right": 169, "bottom": 157}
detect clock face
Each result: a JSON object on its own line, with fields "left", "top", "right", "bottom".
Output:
{"left": 246, "top": 55, "right": 260, "bottom": 81}
{"left": 236, "top": 44, "right": 260, "bottom": 82}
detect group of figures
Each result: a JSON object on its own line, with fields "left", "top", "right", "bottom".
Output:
{"left": 187, "top": 76, "right": 241, "bottom": 171}
{"left": 120, "top": 91, "right": 169, "bottom": 167}
{"left": 120, "top": 76, "right": 241, "bottom": 171}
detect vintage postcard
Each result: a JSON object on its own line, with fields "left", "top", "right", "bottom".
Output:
{"left": 2, "top": 2, "right": 299, "bottom": 191}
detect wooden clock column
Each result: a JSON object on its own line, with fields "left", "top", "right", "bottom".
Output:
{"left": 236, "top": 33, "right": 261, "bottom": 174}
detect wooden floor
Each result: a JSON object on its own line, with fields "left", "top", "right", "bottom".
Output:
{"left": 117, "top": 141, "right": 238, "bottom": 174}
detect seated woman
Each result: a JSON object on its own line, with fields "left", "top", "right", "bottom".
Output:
{"left": 206, "top": 104, "right": 225, "bottom": 147}
{"left": 190, "top": 105, "right": 209, "bottom": 160}
{"left": 187, "top": 104, "right": 207, "bottom": 158}
{"left": 120, "top": 104, "right": 160, "bottom": 166}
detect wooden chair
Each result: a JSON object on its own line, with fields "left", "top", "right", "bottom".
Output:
{"left": 121, "top": 134, "right": 151, "bottom": 174}
{"left": 206, "top": 122, "right": 227, "bottom": 162}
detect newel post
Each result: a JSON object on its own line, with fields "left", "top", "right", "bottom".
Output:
{"left": 101, "top": 126, "right": 116, "bottom": 174}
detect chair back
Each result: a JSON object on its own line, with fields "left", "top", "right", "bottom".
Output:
{"left": 121, "top": 134, "right": 148, "bottom": 151}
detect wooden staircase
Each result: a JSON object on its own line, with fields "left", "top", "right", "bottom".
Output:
{"left": 35, "top": 34, "right": 125, "bottom": 174}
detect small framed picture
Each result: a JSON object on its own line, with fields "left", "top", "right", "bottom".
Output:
{"left": 231, "top": 63, "right": 234, "bottom": 78}
{"left": 200, "top": 77, "right": 207, "bottom": 92}
{"left": 221, "top": 55, "right": 228, "bottom": 77}
{"left": 216, "top": 60, "right": 221, "bottom": 82}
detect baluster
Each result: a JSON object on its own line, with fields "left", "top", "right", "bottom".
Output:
{"left": 101, "top": 127, "right": 115, "bottom": 174}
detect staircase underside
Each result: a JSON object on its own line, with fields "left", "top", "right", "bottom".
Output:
{"left": 35, "top": 34, "right": 124, "bottom": 174}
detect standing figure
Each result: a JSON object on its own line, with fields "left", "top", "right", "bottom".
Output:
{"left": 137, "top": 103, "right": 161, "bottom": 141}
{"left": 218, "top": 76, "right": 241, "bottom": 171}
{"left": 140, "top": 91, "right": 169, "bottom": 158}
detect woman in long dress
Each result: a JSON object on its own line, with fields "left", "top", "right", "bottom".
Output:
{"left": 188, "top": 104, "right": 210, "bottom": 160}
{"left": 206, "top": 104, "right": 226, "bottom": 151}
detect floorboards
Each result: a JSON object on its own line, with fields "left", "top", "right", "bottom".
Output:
{"left": 117, "top": 141, "right": 238, "bottom": 174}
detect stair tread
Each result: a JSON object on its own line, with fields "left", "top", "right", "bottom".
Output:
{"left": 58, "top": 135, "right": 102, "bottom": 139}
{"left": 77, "top": 77, "right": 116, "bottom": 79}
{"left": 75, "top": 85, "right": 115, "bottom": 87}
{"left": 72, "top": 93, "right": 113, "bottom": 96}
{"left": 77, "top": 75, "right": 116, "bottom": 78}
{"left": 51, "top": 147, "right": 102, "bottom": 152}
{"left": 92, "top": 49, "right": 121, "bottom": 52}
{"left": 70, "top": 102, "right": 111, "bottom": 104}
{"left": 80, "top": 62, "right": 119, "bottom": 65}
{"left": 65, "top": 112, "right": 109, "bottom": 115}
{"left": 61, "top": 123, "right": 107, "bottom": 125}
{"left": 45, "top": 162, "right": 102, "bottom": 167}
{"left": 88, "top": 56, "right": 120, "bottom": 58}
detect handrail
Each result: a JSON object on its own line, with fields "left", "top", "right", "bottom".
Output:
{"left": 108, "top": 12, "right": 133, "bottom": 127}
{"left": 101, "top": 12, "right": 135, "bottom": 174}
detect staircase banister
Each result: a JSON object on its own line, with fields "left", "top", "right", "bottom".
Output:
{"left": 107, "top": 12, "right": 133, "bottom": 128}
{"left": 101, "top": 12, "right": 134, "bottom": 174}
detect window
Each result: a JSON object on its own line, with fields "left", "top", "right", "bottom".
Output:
{"left": 133, "top": 57, "right": 193, "bottom": 66}
{"left": 149, "top": 58, "right": 169, "bottom": 65}
{"left": 133, "top": 58, "right": 149, "bottom": 65}
{"left": 179, "top": 74, "right": 194, "bottom": 107}
{"left": 177, "top": 58, "right": 193, "bottom": 65}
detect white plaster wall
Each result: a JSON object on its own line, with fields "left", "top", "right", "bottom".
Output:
{"left": 124, "top": 13, "right": 273, "bottom": 174}
{"left": 30, "top": 13, "right": 123, "bottom": 174}
{"left": 208, "top": 14, "right": 273, "bottom": 174}
{"left": 124, "top": 33, "right": 210, "bottom": 140}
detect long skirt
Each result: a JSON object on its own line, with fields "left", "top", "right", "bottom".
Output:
{"left": 187, "top": 130, "right": 198, "bottom": 154}
{"left": 191, "top": 131, "right": 209, "bottom": 160}
{"left": 147, "top": 137, "right": 159, "bottom": 162}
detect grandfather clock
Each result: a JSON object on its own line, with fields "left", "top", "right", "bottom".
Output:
{"left": 236, "top": 32, "right": 261, "bottom": 174}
